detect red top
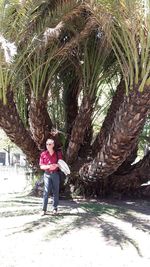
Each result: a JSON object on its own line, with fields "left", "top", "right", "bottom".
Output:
{"left": 39, "top": 150, "right": 63, "bottom": 173}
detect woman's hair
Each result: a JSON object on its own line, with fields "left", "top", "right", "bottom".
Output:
{"left": 46, "top": 138, "right": 55, "bottom": 144}
{"left": 46, "top": 138, "right": 58, "bottom": 151}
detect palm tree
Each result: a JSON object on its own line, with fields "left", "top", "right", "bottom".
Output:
{"left": 16, "top": 1, "right": 82, "bottom": 150}
{"left": 80, "top": 0, "right": 150, "bottom": 186}
{"left": 0, "top": 0, "right": 100, "bottom": 163}
{"left": 0, "top": 89, "right": 40, "bottom": 166}
{"left": 92, "top": 79, "right": 125, "bottom": 156}
{"left": 66, "top": 27, "right": 113, "bottom": 163}
{"left": 0, "top": 0, "right": 84, "bottom": 156}
{"left": 60, "top": 63, "right": 80, "bottom": 137}
{"left": 25, "top": 47, "right": 61, "bottom": 150}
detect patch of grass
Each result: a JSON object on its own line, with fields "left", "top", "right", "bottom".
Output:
{"left": 80, "top": 202, "right": 125, "bottom": 216}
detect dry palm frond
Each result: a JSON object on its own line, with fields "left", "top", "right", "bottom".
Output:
{"left": 0, "top": 34, "right": 17, "bottom": 64}
{"left": 39, "top": 3, "right": 93, "bottom": 50}
{"left": 43, "top": 21, "right": 64, "bottom": 44}
{"left": 57, "top": 16, "right": 99, "bottom": 58}
{"left": 18, "top": 0, "right": 81, "bottom": 45}
{"left": 63, "top": 2, "right": 92, "bottom": 22}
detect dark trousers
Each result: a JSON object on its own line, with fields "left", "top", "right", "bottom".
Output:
{"left": 43, "top": 172, "right": 60, "bottom": 211}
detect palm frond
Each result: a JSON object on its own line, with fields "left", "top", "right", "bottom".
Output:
{"left": 90, "top": 0, "right": 150, "bottom": 93}
{"left": 109, "top": 0, "right": 150, "bottom": 92}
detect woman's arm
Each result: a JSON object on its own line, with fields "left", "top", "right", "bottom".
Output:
{"left": 40, "top": 164, "right": 59, "bottom": 171}
{"left": 40, "top": 164, "right": 51, "bottom": 170}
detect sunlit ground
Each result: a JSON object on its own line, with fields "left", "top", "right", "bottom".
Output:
{"left": 0, "top": 167, "right": 150, "bottom": 267}
{"left": 0, "top": 166, "right": 31, "bottom": 194}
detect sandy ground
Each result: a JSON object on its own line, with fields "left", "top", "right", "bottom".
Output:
{"left": 0, "top": 168, "right": 150, "bottom": 267}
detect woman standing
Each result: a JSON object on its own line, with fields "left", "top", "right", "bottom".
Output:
{"left": 39, "top": 138, "right": 62, "bottom": 215}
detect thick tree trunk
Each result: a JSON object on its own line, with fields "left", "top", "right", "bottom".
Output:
{"left": 66, "top": 95, "right": 94, "bottom": 164}
{"left": 78, "top": 119, "right": 93, "bottom": 158}
{"left": 115, "top": 145, "right": 138, "bottom": 175}
{"left": 70, "top": 150, "right": 150, "bottom": 199}
{"left": 136, "top": 185, "right": 150, "bottom": 198}
{"left": 28, "top": 94, "right": 53, "bottom": 150}
{"left": 64, "top": 77, "right": 79, "bottom": 136}
{"left": 107, "top": 151, "right": 150, "bottom": 197}
{"left": 80, "top": 84, "right": 150, "bottom": 180}
{"left": 92, "top": 79, "right": 125, "bottom": 156}
{"left": 0, "top": 90, "right": 40, "bottom": 167}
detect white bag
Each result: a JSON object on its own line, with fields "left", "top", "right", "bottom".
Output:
{"left": 58, "top": 159, "right": 70, "bottom": 175}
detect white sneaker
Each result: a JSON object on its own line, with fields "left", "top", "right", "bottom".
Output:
{"left": 52, "top": 209, "right": 58, "bottom": 215}
{"left": 41, "top": 211, "right": 46, "bottom": 216}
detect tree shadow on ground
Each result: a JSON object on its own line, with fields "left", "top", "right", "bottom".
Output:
{"left": 98, "top": 220, "right": 142, "bottom": 256}
{"left": 1, "top": 196, "right": 149, "bottom": 257}
{"left": 79, "top": 202, "right": 150, "bottom": 233}
{"left": 43, "top": 203, "right": 144, "bottom": 256}
{"left": 106, "top": 199, "right": 150, "bottom": 216}
{"left": 6, "top": 215, "right": 63, "bottom": 236}
{"left": 0, "top": 208, "right": 40, "bottom": 217}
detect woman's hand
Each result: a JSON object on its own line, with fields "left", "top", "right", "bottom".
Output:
{"left": 49, "top": 163, "right": 58, "bottom": 170}
{"left": 40, "top": 163, "right": 59, "bottom": 171}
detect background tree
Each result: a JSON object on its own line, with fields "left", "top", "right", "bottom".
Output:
{"left": 0, "top": 128, "right": 22, "bottom": 165}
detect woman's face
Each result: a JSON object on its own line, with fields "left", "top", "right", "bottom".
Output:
{"left": 46, "top": 139, "right": 55, "bottom": 150}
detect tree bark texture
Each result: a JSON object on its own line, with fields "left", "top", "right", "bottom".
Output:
{"left": 66, "top": 95, "right": 94, "bottom": 164}
{"left": 64, "top": 77, "right": 79, "bottom": 136}
{"left": 0, "top": 90, "right": 40, "bottom": 166}
{"left": 78, "top": 121, "right": 93, "bottom": 158}
{"left": 92, "top": 79, "right": 125, "bottom": 156}
{"left": 80, "top": 85, "right": 150, "bottom": 180}
{"left": 28, "top": 95, "right": 53, "bottom": 150}
{"left": 107, "top": 151, "right": 150, "bottom": 197}
{"left": 70, "top": 151, "right": 150, "bottom": 198}
{"left": 115, "top": 145, "right": 138, "bottom": 175}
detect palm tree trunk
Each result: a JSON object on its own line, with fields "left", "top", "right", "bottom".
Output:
{"left": 0, "top": 90, "right": 40, "bottom": 167}
{"left": 28, "top": 94, "right": 53, "bottom": 150}
{"left": 79, "top": 121, "right": 93, "bottom": 158}
{"left": 79, "top": 150, "right": 150, "bottom": 198}
{"left": 66, "top": 95, "right": 94, "bottom": 164}
{"left": 92, "top": 79, "right": 125, "bottom": 156}
{"left": 107, "top": 151, "right": 150, "bottom": 197}
{"left": 115, "top": 145, "right": 138, "bottom": 175}
{"left": 80, "top": 84, "right": 150, "bottom": 180}
{"left": 64, "top": 77, "right": 79, "bottom": 136}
